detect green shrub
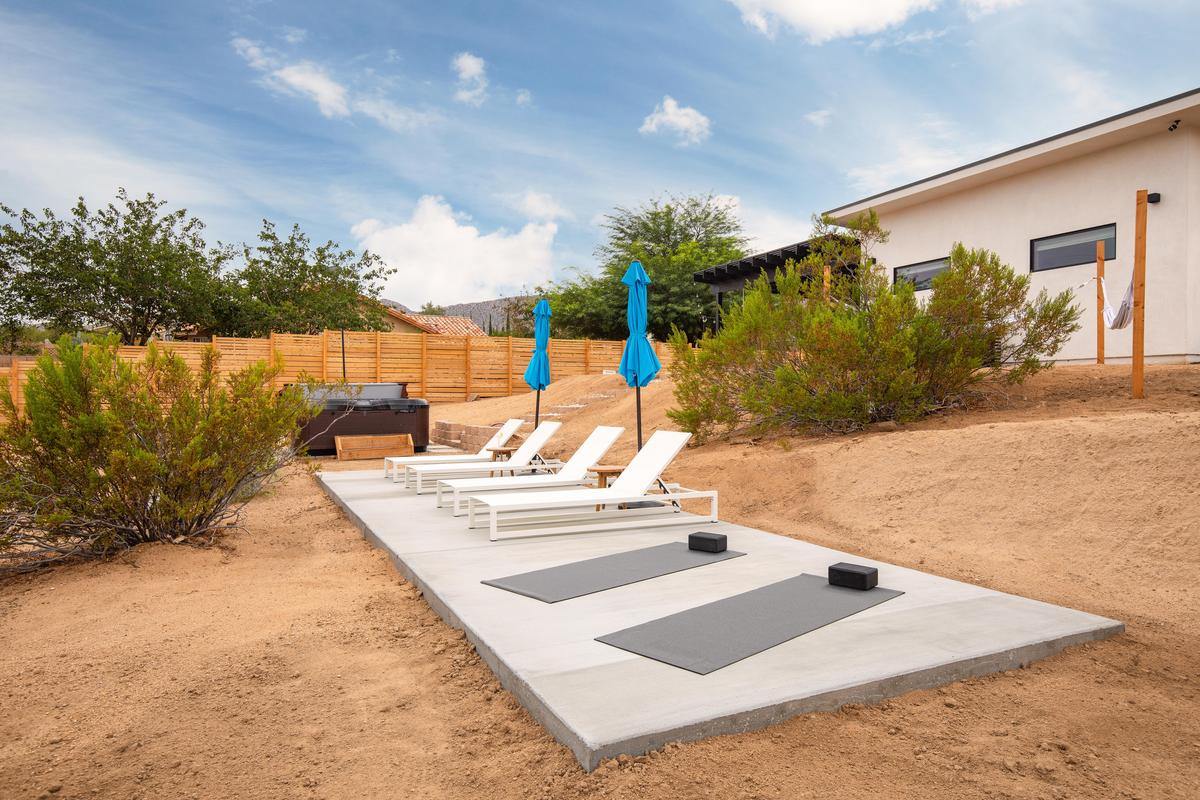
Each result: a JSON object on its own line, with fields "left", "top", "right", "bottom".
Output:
{"left": 668, "top": 242, "right": 1081, "bottom": 439}
{"left": 0, "top": 336, "right": 313, "bottom": 574}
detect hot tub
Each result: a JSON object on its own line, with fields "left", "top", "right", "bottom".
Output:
{"left": 294, "top": 382, "right": 430, "bottom": 455}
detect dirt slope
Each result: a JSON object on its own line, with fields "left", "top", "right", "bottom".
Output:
{"left": 2, "top": 364, "right": 1199, "bottom": 799}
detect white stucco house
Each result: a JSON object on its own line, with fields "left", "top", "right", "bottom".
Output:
{"left": 695, "top": 87, "right": 1200, "bottom": 364}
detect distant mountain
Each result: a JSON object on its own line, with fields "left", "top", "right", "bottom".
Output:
{"left": 379, "top": 298, "right": 412, "bottom": 313}
{"left": 442, "top": 296, "right": 534, "bottom": 334}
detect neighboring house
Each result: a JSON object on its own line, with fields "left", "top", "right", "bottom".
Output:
{"left": 381, "top": 307, "right": 488, "bottom": 337}
{"left": 696, "top": 87, "right": 1200, "bottom": 364}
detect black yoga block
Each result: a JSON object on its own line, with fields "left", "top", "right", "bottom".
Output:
{"left": 828, "top": 562, "right": 878, "bottom": 591}
{"left": 688, "top": 532, "right": 727, "bottom": 553}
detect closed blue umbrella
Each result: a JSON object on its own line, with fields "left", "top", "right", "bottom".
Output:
{"left": 617, "top": 261, "right": 661, "bottom": 450}
{"left": 523, "top": 299, "right": 552, "bottom": 426}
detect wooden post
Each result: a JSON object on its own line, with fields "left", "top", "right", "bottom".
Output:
{"left": 269, "top": 332, "right": 278, "bottom": 388}
{"left": 823, "top": 264, "right": 831, "bottom": 301}
{"left": 506, "top": 336, "right": 514, "bottom": 395}
{"left": 584, "top": 338, "right": 591, "bottom": 374}
{"left": 320, "top": 330, "right": 328, "bottom": 382}
{"left": 464, "top": 336, "right": 472, "bottom": 401}
{"left": 1095, "top": 241, "right": 1105, "bottom": 365}
{"left": 420, "top": 333, "right": 428, "bottom": 397}
{"left": 375, "top": 332, "right": 382, "bottom": 382}
{"left": 8, "top": 359, "right": 18, "bottom": 416}
{"left": 1132, "top": 188, "right": 1148, "bottom": 399}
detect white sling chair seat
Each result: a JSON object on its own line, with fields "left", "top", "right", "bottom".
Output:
{"left": 436, "top": 426, "right": 624, "bottom": 515}
{"left": 384, "top": 418, "right": 523, "bottom": 479}
{"left": 464, "top": 430, "right": 718, "bottom": 541}
{"left": 402, "top": 421, "right": 563, "bottom": 494}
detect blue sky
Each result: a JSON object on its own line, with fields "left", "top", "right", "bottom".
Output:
{"left": 1, "top": 0, "right": 1197, "bottom": 307}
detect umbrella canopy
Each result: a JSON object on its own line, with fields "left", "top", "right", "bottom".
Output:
{"left": 523, "top": 299, "right": 552, "bottom": 391}
{"left": 617, "top": 261, "right": 661, "bottom": 388}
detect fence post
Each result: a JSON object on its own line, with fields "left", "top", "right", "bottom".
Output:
{"left": 506, "top": 336, "right": 513, "bottom": 395}
{"left": 375, "top": 332, "right": 382, "bottom": 382}
{"left": 584, "top": 338, "right": 591, "bottom": 374}
{"left": 420, "top": 333, "right": 428, "bottom": 397}
{"left": 320, "top": 331, "right": 328, "bottom": 382}
{"left": 464, "top": 336, "right": 472, "bottom": 401}
{"left": 823, "top": 264, "right": 831, "bottom": 302}
{"left": 8, "top": 359, "right": 17, "bottom": 415}
{"left": 269, "top": 332, "right": 278, "bottom": 388}
{"left": 1132, "top": 188, "right": 1148, "bottom": 399}
{"left": 212, "top": 336, "right": 222, "bottom": 374}
{"left": 1095, "top": 241, "right": 1105, "bottom": 365}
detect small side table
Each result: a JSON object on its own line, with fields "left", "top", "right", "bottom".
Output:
{"left": 487, "top": 445, "right": 519, "bottom": 477}
{"left": 589, "top": 464, "right": 626, "bottom": 511}
{"left": 488, "top": 446, "right": 517, "bottom": 462}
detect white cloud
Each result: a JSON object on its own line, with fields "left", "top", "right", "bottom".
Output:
{"left": 962, "top": 0, "right": 1025, "bottom": 16}
{"left": 352, "top": 96, "right": 439, "bottom": 132}
{"left": 353, "top": 196, "right": 557, "bottom": 305}
{"left": 716, "top": 194, "right": 811, "bottom": 252}
{"left": 511, "top": 189, "right": 571, "bottom": 221}
{"left": 267, "top": 62, "right": 350, "bottom": 117}
{"left": 515, "top": 88, "right": 532, "bottom": 107}
{"left": 231, "top": 36, "right": 273, "bottom": 70}
{"left": 281, "top": 26, "right": 308, "bottom": 45}
{"left": 232, "top": 37, "right": 434, "bottom": 130}
{"left": 867, "top": 27, "right": 948, "bottom": 49}
{"left": 639, "top": 95, "right": 711, "bottom": 146}
{"left": 727, "top": 0, "right": 1025, "bottom": 41}
{"left": 726, "top": 0, "right": 938, "bottom": 42}
{"left": 452, "top": 51, "right": 488, "bottom": 106}
{"left": 804, "top": 108, "right": 832, "bottom": 127}
{"left": 845, "top": 115, "right": 992, "bottom": 194}
{"left": 1050, "top": 61, "right": 1123, "bottom": 119}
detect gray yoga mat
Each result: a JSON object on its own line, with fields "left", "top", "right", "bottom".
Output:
{"left": 596, "top": 573, "right": 903, "bottom": 674}
{"left": 482, "top": 542, "right": 745, "bottom": 603}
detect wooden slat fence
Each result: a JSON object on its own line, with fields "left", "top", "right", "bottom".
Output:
{"left": 6, "top": 331, "right": 673, "bottom": 412}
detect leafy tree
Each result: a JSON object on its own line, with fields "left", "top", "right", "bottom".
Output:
{"left": 491, "top": 295, "right": 535, "bottom": 337}
{"left": 0, "top": 336, "right": 314, "bottom": 574}
{"left": 215, "top": 221, "right": 396, "bottom": 336}
{"left": 0, "top": 256, "right": 22, "bottom": 354}
{"left": 668, "top": 238, "right": 1081, "bottom": 439}
{"left": 418, "top": 302, "right": 446, "bottom": 315}
{"left": 0, "top": 189, "right": 228, "bottom": 345}
{"left": 542, "top": 194, "right": 747, "bottom": 341}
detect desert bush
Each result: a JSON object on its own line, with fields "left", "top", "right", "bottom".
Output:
{"left": 0, "top": 337, "right": 314, "bottom": 573}
{"left": 668, "top": 241, "right": 1080, "bottom": 439}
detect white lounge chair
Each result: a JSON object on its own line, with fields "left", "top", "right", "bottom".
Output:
{"left": 402, "top": 421, "right": 563, "bottom": 494}
{"left": 384, "top": 418, "right": 523, "bottom": 480}
{"left": 465, "top": 430, "right": 717, "bottom": 541}
{"left": 436, "top": 425, "right": 625, "bottom": 515}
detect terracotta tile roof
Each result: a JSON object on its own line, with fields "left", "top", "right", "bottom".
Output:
{"left": 410, "top": 314, "right": 488, "bottom": 336}
{"left": 386, "top": 307, "right": 488, "bottom": 336}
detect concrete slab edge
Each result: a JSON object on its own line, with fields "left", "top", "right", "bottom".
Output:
{"left": 316, "top": 473, "right": 1125, "bottom": 772}
{"left": 583, "top": 620, "right": 1124, "bottom": 769}
{"left": 316, "top": 474, "right": 596, "bottom": 767}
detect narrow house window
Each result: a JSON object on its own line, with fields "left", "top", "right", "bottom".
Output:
{"left": 894, "top": 257, "right": 949, "bottom": 291}
{"left": 1031, "top": 224, "right": 1115, "bottom": 272}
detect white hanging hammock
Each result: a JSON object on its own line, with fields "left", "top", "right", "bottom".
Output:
{"left": 1100, "top": 277, "right": 1134, "bottom": 330}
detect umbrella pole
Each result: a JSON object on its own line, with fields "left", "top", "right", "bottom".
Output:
{"left": 535, "top": 389, "right": 541, "bottom": 428}
{"left": 635, "top": 383, "right": 643, "bottom": 451}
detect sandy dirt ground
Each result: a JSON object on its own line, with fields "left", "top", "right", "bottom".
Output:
{"left": 2, "top": 364, "right": 1199, "bottom": 799}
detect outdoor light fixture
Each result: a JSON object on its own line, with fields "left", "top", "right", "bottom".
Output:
{"left": 1148, "top": 192, "right": 1162, "bottom": 204}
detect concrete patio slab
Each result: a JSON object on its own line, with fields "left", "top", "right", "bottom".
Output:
{"left": 318, "top": 469, "right": 1123, "bottom": 770}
